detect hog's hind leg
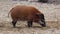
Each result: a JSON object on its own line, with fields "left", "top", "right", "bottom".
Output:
{"left": 12, "top": 20, "right": 17, "bottom": 28}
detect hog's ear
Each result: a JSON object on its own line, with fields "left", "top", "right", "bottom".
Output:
{"left": 35, "top": 13, "right": 40, "bottom": 17}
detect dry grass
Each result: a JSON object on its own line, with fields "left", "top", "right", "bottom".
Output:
{"left": 0, "top": 1, "right": 60, "bottom": 34}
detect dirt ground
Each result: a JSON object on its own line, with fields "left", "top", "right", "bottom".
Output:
{"left": 0, "top": 1, "right": 60, "bottom": 34}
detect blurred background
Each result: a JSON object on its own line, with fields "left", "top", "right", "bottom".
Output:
{"left": 0, "top": 0, "right": 60, "bottom": 34}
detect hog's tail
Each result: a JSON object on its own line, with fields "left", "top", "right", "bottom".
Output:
{"left": 8, "top": 8, "right": 13, "bottom": 17}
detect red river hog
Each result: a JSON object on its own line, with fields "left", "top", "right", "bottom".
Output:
{"left": 9, "top": 5, "right": 46, "bottom": 28}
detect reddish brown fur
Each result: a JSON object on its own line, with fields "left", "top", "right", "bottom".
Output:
{"left": 10, "top": 5, "right": 44, "bottom": 22}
